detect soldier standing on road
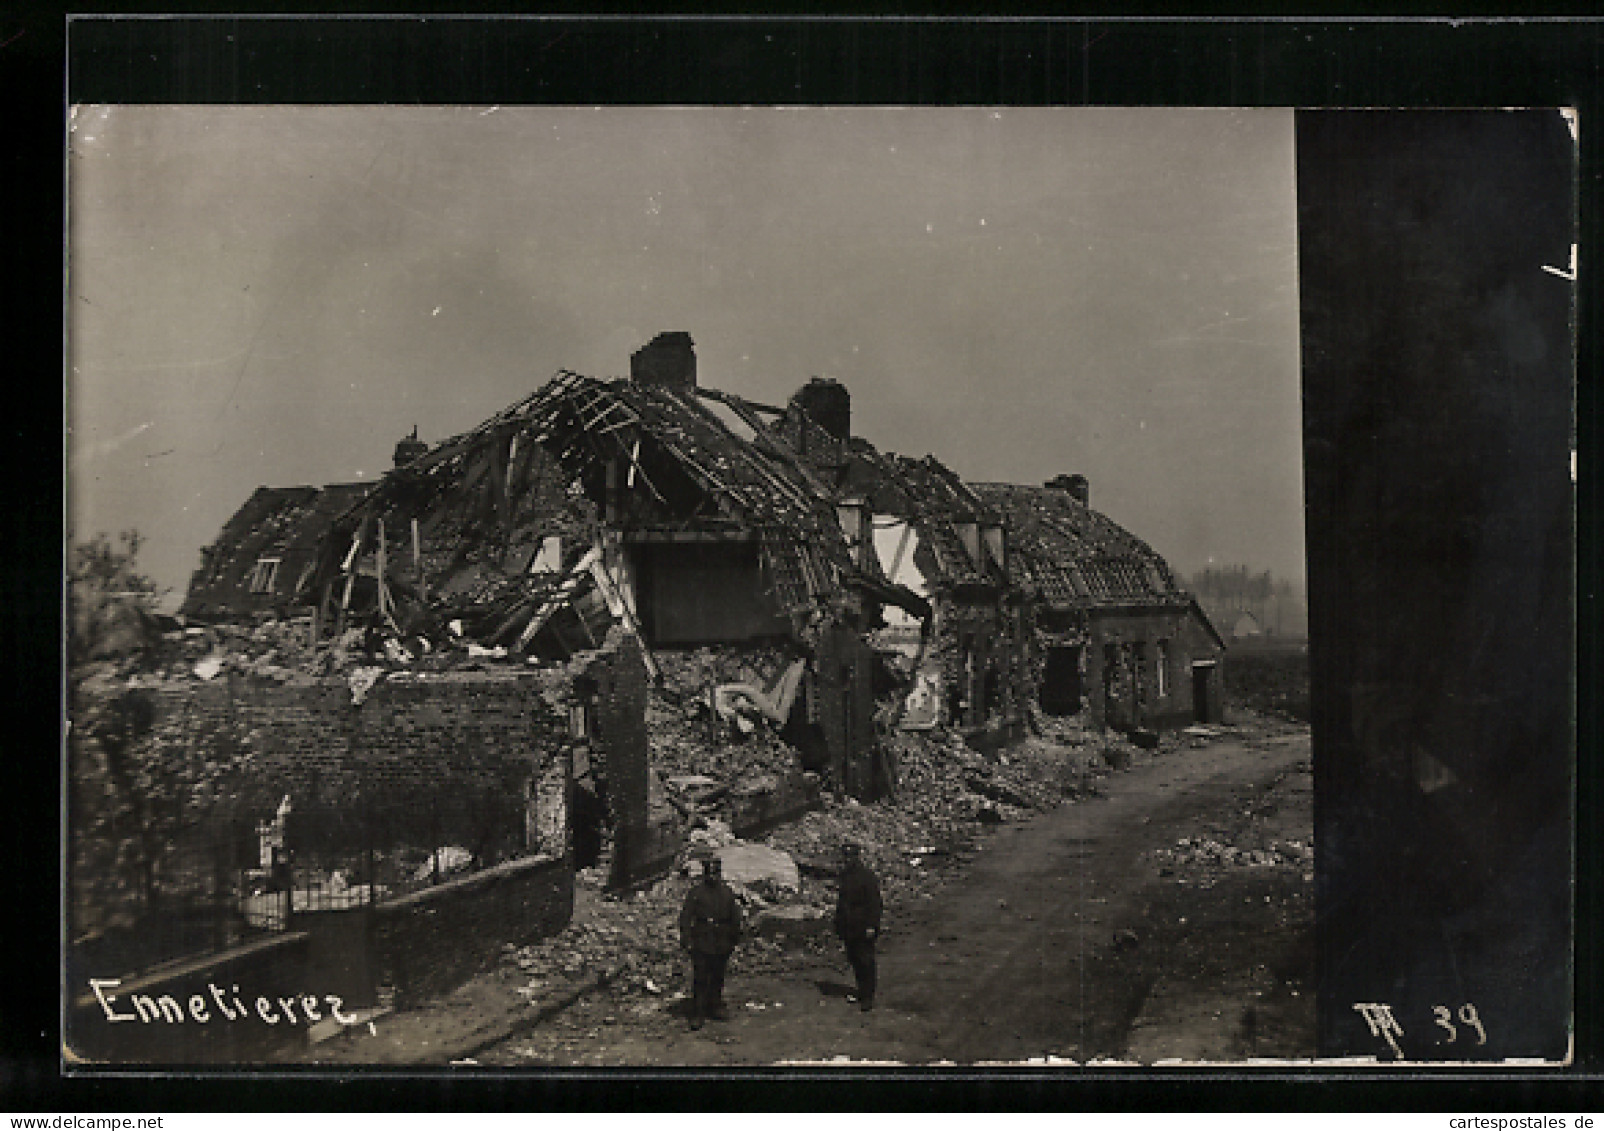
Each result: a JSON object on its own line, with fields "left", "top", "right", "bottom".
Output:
{"left": 834, "top": 842, "right": 883, "bottom": 1011}
{"left": 678, "top": 851, "right": 742, "bottom": 1031}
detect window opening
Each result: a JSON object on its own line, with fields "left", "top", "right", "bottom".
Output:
{"left": 247, "top": 557, "right": 281, "bottom": 594}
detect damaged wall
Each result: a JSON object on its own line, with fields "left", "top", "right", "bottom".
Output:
{"left": 1071, "top": 609, "right": 1222, "bottom": 732}
{"left": 576, "top": 633, "right": 662, "bottom": 889}
{"left": 372, "top": 854, "right": 574, "bottom": 1010}
{"left": 135, "top": 669, "right": 573, "bottom": 863}
{"left": 910, "top": 599, "right": 1029, "bottom": 734}
{"left": 71, "top": 643, "right": 655, "bottom": 1030}
{"left": 812, "top": 621, "right": 886, "bottom": 800}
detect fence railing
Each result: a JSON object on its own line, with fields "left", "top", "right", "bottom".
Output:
{"left": 69, "top": 771, "right": 554, "bottom": 987}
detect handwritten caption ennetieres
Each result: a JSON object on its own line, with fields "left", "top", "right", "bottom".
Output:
{"left": 91, "top": 977, "right": 358, "bottom": 1028}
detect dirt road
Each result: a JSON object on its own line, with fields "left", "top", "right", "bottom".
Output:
{"left": 470, "top": 725, "right": 1314, "bottom": 1066}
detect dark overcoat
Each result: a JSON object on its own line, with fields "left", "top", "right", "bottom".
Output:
{"left": 834, "top": 861, "right": 883, "bottom": 938}
{"left": 679, "top": 878, "right": 742, "bottom": 955}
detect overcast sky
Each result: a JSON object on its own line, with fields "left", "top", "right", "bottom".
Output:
{"left": 68, "top": 105, "right": 1303, "bottom": 606}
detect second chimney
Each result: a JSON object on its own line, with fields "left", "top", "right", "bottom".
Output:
{"left": 1045, "top": 473, "right": 1090, "bottom": 505}
{"left": 630, "top": 332, "right": 697, "bottom": 391}
{"left": 790, "top": 377, "right": 851, "bottom": 442}
{"left": 393, "top": 425, "right": 428, "bottom": 468}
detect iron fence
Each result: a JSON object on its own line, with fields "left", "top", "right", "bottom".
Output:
{"left": 68, "top": 759, "right": 552, "bottom": 988}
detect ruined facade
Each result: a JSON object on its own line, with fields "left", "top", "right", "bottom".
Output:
{"left": 188, "top": 333, "right": 1222, "bottom": 801}
{"left": 975, "top": 479, "right": 1226, "bottom": 731}
{"left": 832, "top": 446, "right": 1025, "bottom": 737}
{"left": 182, "top": 483, "right": 371, "bottom": 621}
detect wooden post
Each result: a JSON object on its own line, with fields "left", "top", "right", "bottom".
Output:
{"left": 376, "top": 520, "right": 388, "bottom": 619}
{"left": 335, "top": 522, "right": 364, "bottom": 639}
{"left": 311, "top": 581, "right": 329, "bottom": 644}
{"left": 337, "top": 572, "right": 356, "bottom": 638}
{"left": 411, "top": 517, "right": 424, "bottom": 599}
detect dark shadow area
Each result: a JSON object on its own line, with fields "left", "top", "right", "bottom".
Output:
{"left": 1299, "top": 109, "right": 1574, "bottom": 1061}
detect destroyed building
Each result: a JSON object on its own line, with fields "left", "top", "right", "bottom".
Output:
{"left": 124, "top": 332, "right": 1230, "bottom": 1057}
{"left": 188, "top": 333, "right": 918, "bottom": 805}
{"left": 182, "top": 482, "right": 373, "bottom": 621}
{"left": 974, "top": 478, "right": 1226, "bottom": 731}
{"left": 832, "top": 445, "right": 1025, "bottom": 737}
{"left": 187, "top": 332, "right": 1221, "bottom": 792}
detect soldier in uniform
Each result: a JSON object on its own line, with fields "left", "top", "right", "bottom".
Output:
{"left": 678, "top": 851, "right": 742, "bottom": 1030}
{"left": 834, "top": 842, "right": 883, "bottom": 1011}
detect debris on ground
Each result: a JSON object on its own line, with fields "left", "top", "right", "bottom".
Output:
{"left": 493, "top": 705, "right": 1169, "bottom": 1015}
{"left": 1155, "top": 837, "right": 1314, "bottom": 870}
{"left": 1146, "top": 741, "right": 1316, "bottom": 891}
{"left": 647, "top": 647, "right": 807, "bottom": 788}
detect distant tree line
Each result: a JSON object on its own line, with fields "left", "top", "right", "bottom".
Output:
{"left": 1188, "top": 564, "right": 1300, "bottom": 612}
{"left": 1189, "top": 565, "right": 1307, "bottom": 639}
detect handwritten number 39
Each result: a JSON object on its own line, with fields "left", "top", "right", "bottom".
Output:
{"left": 1433, "top": 1003, "right": 1488, "bottom": 1046}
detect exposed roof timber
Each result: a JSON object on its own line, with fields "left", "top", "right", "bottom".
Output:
{"left": 695, "top": 387, "right": 784, "bottom": 415}
{"left": 636, "top": 391, "right": 822, "bottom": 524}
{"left": 622, "top": 530, "right": 757, "bottom": 543}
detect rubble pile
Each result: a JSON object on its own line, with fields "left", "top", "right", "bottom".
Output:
{"left": 98, "top": 620, "right": 319, "bottom": 684}
{"left": 501, "top": 865, "right": 803, "bottom": 1005}
{"left": 655, "top": 730, "right": 802, "bottom": 802}
{"left": 765, "top": 728, "right": 1102, "bottom": 910}
{"left": 500, "top": 717, "right": 1135, "bottom": 1004}
{"left": 103, "top": 609, "right": 646, "bottom": 704}
{"left": 1156, "top": 837, "right": 1314, "bottom": 870}
{"left": 647, "top": 646, "right": 811, "bottom": 789}
{"left": 502, "top": 868, "right": 690, "bottom": 1000}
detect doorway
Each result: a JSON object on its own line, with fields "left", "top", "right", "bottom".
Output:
{"left": 1192, "top": 661, "right": 1218, "bottom": 723}
{"left": 1040, "top": 646, "right": 1083, "bottom": 716}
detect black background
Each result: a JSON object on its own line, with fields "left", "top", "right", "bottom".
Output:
{"left": 9, "top": 9, "right": 1600, "bottom": 1110}
{"left": 1301, "top": 109, "right": 1574, "bottom": 1062}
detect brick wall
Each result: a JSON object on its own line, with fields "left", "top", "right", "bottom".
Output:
{"left": 1081, "top": 608, "right": 1223, "bottom": 731}
{"left": 372, "top": 854, "right": 574, "bottom": 1009}
{"left": 74, "top": 665, "right": 581, "bottom": 1006}
{"left": 611, "top": 817, "right": 685, "bottom": 891}
{"left": 590, "top": 635, "right": 649, "bottom": 830}
{"left": 71, "top": 638, "right": 661, "bottom": 1042}
{"left": 581, "top": 633, "right": 664, "bottom": 889}
{"left": 140, "top": 667, "right": 571, "bottom": 858}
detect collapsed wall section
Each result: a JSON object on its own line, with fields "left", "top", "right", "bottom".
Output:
{"left": 68, "top": 655, "right": 640, "bottom": 1035}
{"left": 128, "top": 668, "right": 573, "bottom": 863}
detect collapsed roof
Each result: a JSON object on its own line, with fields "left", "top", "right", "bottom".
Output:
{"left": 299, "top": 368, "right": 911, "bottom": 653}
{"left": 183, "top": 337, "right": 1212, "bottom": 656}
{"left": 972, "top": 481, "right": 1193, "bottom": 611}
{"left": 183, "top": 483, "right": 372, "bottom": 621}
{"left": 845, "top": 447, "right": 1007, "bottom": 593}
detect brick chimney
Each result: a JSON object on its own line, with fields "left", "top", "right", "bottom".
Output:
{"left": 393, "top": 425, "right": 428, "bottom": 468}
{"left": 1045, "top": 473, "right": 1089, "bottom": 505}
{"left": 630, "top": 332, "right": 697, "bottom": 391}
{"left": 789, "top": 377, "right": 851, "bottom": 442}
